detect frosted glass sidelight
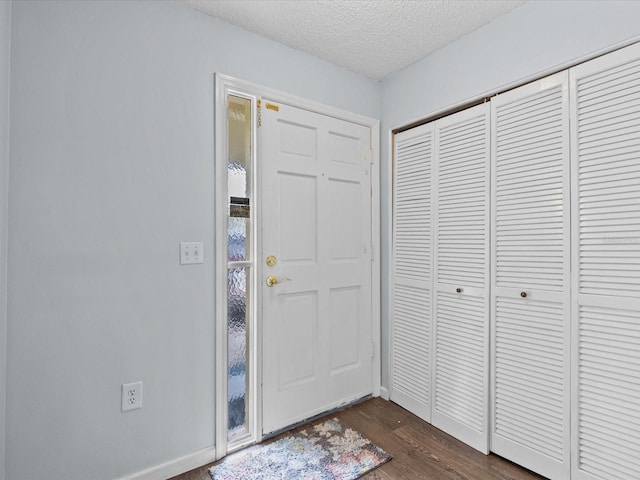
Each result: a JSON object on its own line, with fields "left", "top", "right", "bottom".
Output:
{"left": 227, "top": 267, "right": 248, "bottom": 433}
{"left": 228, "top": 161, "right": 247, "bottom": 198}
{"left": 226, "top": 94, "right": 253, "bottom": 443}
{"left": 228, "top": 217, "right": 248, "bottom": 261}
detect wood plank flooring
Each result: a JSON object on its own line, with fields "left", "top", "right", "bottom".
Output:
{"left": 170, "top": 397, "right": 545, "bottom": 480}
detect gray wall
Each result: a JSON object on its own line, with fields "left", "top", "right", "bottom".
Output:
{"left": 379, "top": 0, "right": 640, "bottom": 389}
{"left": 6, "top": 1, "right": 379, "bottom": 479}
{"left": 0, "top": 1, "right": 11, "bottom": 480}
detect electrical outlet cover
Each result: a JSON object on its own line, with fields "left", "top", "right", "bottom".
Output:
{"left": 121, "top": 381, "right": 143, "bottom": 412}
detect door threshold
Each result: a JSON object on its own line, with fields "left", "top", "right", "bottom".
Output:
{"left": 262, "top": 394, "right": 372, "bottom": 441}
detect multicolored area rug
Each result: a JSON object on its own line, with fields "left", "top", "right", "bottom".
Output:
{"left": 210, "top": 418, "right": 392, "bottom": 480}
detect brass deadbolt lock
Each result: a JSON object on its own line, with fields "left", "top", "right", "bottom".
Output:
{"left": 266, "top": 255, "right": 277, "bottom": 267}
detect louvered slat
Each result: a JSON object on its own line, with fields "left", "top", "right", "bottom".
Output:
{"left": 392, "top": 284, "right": 430, "bottom": 408}
{"left": 391, "top": 125, "right": 432, "bottom": 421}
{"left": 571, "top": 43, "right": 640, "bottom": 480}
{"left": 494, "top": 298, "right": 565, "bottom": 461}
{"left": 394, "top": 130, "right": 431, "bottom": 281}
{"left": 434, "top": 292, "right": 485, "bottom": 431}
{"left": 577, "top": 305, "right": 640, "bottom": 480}
{"left": 576, "top": 55, "right": 640, "bottom": 298}
{"left": 495, "top": 86, "right": 565, "bottom": 291}
{"left": 491, "top": 72, "right": 570, "bottom": 480}
{"left": 437, "top": 112, "right": 487, "bottom": 286}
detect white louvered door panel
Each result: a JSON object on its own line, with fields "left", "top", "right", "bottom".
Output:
{"left": 570, "top": 42, "right": 640, "bottom": 480}
{"left": 491, "top": 71, "right": 571, "bottom": 480}
{"left": 391, "top": 124, "right": 433, "bottom": 421}
{"left": 432, "top": 103, "right": 490, "bottom": 453}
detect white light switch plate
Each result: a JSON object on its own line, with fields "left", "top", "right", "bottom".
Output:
{"left": 180, "top": 242, "right": 203, "bottom": 265}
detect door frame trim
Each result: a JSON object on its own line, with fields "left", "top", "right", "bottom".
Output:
{"left": 214, "top": 73, "right": 381, "bottom": 460}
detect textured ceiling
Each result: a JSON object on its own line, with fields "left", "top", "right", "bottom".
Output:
{"left": 185, "top": 0, "right": 526, "bottom": 80}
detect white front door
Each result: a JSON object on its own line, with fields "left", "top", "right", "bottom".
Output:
{"left": 260, "top": 100, "right": 373, "bottom": 435}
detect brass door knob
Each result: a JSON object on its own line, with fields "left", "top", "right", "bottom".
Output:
{"left": 266, "top": 275, "right": 290, "bottom": 287}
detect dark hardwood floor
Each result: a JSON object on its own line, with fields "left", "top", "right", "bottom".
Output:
{"left": 170, "top": 397, "right": 545, "bottom": 480}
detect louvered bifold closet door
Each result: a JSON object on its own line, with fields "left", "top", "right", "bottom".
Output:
{"left": 570, "top": 42, "right": 640, "bottom": 480}
{"left": 490, "top": 71, "right": 571, "bottom": 480}
{"left": 432, "top": 103, "right": 490, "bottom": 453}
{"left": 391, "top": 124, "right": 433, "bottom": 421}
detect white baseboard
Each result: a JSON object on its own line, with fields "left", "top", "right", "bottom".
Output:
{"left": 118, "top": 446, "right": 216, "bottom": 480}
{"left": 379, "top": 386, "right": 390, "bottom": 400}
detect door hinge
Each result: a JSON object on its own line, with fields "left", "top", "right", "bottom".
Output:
{"left": 365, "top": 147, "right": 373, "bottom": 162}
{"left": 369, "top": 161, "right": 374, "bottom": 198}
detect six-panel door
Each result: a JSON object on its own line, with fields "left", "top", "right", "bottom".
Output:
{"left": 260, "top": 101, "right": 374, "bottom": 435}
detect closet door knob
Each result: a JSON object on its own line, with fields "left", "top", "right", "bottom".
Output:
{"left": 456, "top": 287, "right": 462, "bottom": 293}
{"left": 520, "top": 291, "right": 527, "bottom": 298}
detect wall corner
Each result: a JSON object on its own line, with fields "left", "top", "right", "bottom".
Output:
{"left": 0, "top": 0, "right": 12, "bottom": 478}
